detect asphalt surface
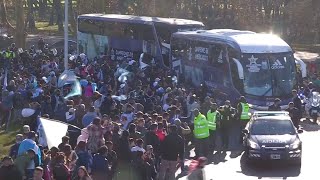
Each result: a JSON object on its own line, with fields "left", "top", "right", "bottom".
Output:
{"left": 26, "top": 34, "right": 75, "bottom": 48}
{"left": 177, "top": 119, "right": 320, "bottom": 180}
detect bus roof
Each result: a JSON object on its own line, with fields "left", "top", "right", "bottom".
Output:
{"left": 172, "top": 29, "right": 292, "bottom": 53}
{"left": 78, "top": 14, "right": 204, "bottom": 26}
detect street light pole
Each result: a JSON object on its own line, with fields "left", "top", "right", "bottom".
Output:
{"left": 64, "top": 0, "right": 69, "bottom": 70}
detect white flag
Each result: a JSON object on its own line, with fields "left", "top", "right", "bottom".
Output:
{"left": 38, "top": 118, "right": 68, "bottom": 148}
{"left": 3, "top": 69, "right": 7, "bottom": 90}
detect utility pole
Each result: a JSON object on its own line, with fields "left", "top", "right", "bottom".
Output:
{"left": 64, "top": 0, "right": 69, "bottom": 70}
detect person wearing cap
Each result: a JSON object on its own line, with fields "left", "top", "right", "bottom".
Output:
{"left": 206, "top": 103, "right": 221, "bottom": 152}
{"left": 145, "top": 144, "right": 157, "bottom": 179}
{"left": 268, "top": 98, "right": 282, "bottom": 111}
{"left": 193, "top": 108, "right": 209, "bottom": 158}
{"left": 219, "top": 100, "right": 237, "bottom": 151}
{"left": 292, "top": 89, "right": 302, "bottom": 117}
{"left": 286, "top": 102, "right": 301, "bottom": 128}
{"left": 9, "top": 134, "right": 23, "bottom": 160}
{"left": 0, "top": 156, "right": 23, "bottom": 180}
{"left": 14, "top": 149, "right": 37, "bottom": 179}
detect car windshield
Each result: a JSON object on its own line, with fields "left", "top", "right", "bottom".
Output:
{"left": 251, "top": 119, "right": 296, "bottom": 135}
{"left": 241, "top": 53, "right": 296, "bottom": 97}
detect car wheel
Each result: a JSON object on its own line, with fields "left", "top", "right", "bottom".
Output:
{"left": 243, "top": 149, "right": 253, "bottom": 165}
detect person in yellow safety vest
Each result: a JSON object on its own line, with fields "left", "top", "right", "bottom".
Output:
{"left": 237, "top": 96, "right": 251, "bottom": 143}
{"left": 193, "top": 108, "right": 209, "bottom": 158}
{"left": 5, "top": 48, "right": 15, "bottom": 59}
{"left": 206, "top": 103, "right": 221, "bottom": 152}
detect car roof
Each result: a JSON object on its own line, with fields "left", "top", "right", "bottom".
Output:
{"left": 252, "top": 111, "right": 289, "bottom": 116}
{"left": 253, "top": 115, "right": 292, "bottom": 121}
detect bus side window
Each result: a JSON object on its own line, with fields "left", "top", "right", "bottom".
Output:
{"left": 209, "top": 44, "right": 225, "bottom": 66}
{"left": 171, "top": 38, "right": 188, "bottom": 60}
{"left": 228, "top": 47, "right": 244, "bottom": 93}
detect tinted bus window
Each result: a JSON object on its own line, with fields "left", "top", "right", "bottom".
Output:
{"left": 79, "top": 18, "right": 154, "bottom": 41}
{"left": 171, "top": 37, "right": 189, "bottom": 60}
{"left": 209, "top": 44, "right": 225, "bottom": 65}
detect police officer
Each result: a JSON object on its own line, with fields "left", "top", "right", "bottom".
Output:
{"left": 193, "top": 108, "right": 209, "bottom": 158}
{"left": 206, "top": 103, "right": 220, "bottom": 152}
{"left": 286, "top": 102, "right": 300, "bottom": 128}
{"left": 237, "top": 96, "right": 250, "bottom": 142}
{"left": 219, "top": 100, "right": 237, "bottom": 151}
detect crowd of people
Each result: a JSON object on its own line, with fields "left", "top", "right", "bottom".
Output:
{"left": 0, "top": 38, "right": 308, "bottom": 180}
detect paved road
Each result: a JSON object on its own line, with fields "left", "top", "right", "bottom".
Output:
{"left": 177, "top": 120, "right": 320, "bottom": 180}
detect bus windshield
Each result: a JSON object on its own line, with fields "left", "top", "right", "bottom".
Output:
{"left": 241, "top": 53, "right": 296, "bottom": 97}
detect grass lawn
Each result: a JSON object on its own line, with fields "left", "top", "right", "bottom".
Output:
{"left": 0, "top": 125, "right": 21, "bottom": 158}
{"left": 35, "top": 22, "right": 60, "bottom": 33}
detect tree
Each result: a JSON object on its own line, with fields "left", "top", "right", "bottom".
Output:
{"left": 25, "top": 0, "right": 36, "bottom": 31}
{"left": 0, "top": 0, "right": 14, "bottom": 31}
{"left": 68, "top": 0, "right": 77, "bottom": 35}
{"left": 49, "top": 0, "right": 63, "bottom": 31}
{"left": 15, "top": 0, "right": 26, "bottom": 48}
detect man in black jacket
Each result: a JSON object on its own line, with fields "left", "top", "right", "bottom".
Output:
{"left": 219, "top": 100, "right": 237, "bottom": 151}
{"left": 144, "top": 124, "right": 160, "bottom": 168}
{"left": 286, "top": 102, "right": 301, "bottom": 128}
{"left": 0, "top": 156, "right": 23, "bottom": 180}
{"left": 292, "top": 89, "right": 302, "bottom": 117}
{"left": 158, "top": 125, "right": 184, "bottom": 180}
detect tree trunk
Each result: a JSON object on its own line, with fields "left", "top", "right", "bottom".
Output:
{"left": 0, "top": 0, "right": 14, "bottom": 31}
{"left": 53, "top": 0, "right": 63, "bottom": 31}
{"left": 38, "top": 0, "right": 47, "bottom": 19}
{"left": 15, "top": 0, "right": 26, "bottom": 48}
{"left": 68, "top": 0, "right": 77, "bottom": 36}
{"left": 26, "top": 0, "right": 36, "bottom": 30}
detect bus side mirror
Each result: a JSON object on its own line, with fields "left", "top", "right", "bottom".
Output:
{"left": 298, "top": 129, "right": 303, "bottom": 134}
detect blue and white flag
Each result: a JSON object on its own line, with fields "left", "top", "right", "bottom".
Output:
{"left": 58, "top": 70, "right": 77, "bottom": 88}
{"left": 64, "top": 80, "right": 82, "bottom": 99}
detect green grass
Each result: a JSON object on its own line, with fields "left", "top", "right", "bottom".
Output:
{"left": 0, "top": 125, "right": 20, "bottom": 158}
{"left": 35, "top": 21, "right": 60, "bottom": 32}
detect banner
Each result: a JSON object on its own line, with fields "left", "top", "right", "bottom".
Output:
{"left": 64, "top": 80, "right": 82, "bottom": 99}
{"left": 37, "top": 118, "right": 69, "bottom": 148}
{"left": 58, "top": 70, "right": 77, "bottom": 88}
